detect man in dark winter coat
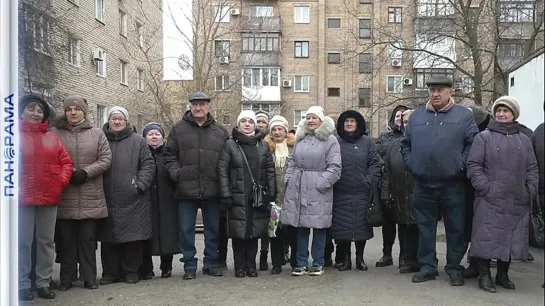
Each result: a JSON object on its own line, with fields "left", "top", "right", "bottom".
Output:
{"left": 164, "top": 92, "right": 229, "bottom": 280}
{"left": 401, "top": 76, "right": 479, "bottom": 286}
{"left": 376, "top": 104, "right": 409, "bottom": 267}
{"left": 532, "top": 102, "right": 544, "bottom": 289}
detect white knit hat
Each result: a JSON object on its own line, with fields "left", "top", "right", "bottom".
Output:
{"left": 107, "top": 106, "right": 129, "bottom": 122}
{"left": 306, "top": 106, "right": 325, "bottom": 121}
{"left": 269, "top": 115, "right": 289, "bottom": 133}
{"left": 237, "top": 110, "right": 257, "bottom": 126}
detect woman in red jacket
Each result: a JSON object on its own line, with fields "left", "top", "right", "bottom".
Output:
{"left": 18, "top": 95, "right": 73, "bottom": 301}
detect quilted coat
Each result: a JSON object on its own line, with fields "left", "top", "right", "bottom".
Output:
{"left": 19, "top": 120, "right": 73, "bottom": 206}
{"left": 331, "top": 110, "right": 381, "bottom": 241}
{"left": 467, "top": 121, "right": 539, "bottom": 261}
{"left": 280, "top": 116, "right": 342, "bottom": 229}
{"left": 532, "top": 122, "right": 544, "bottom": 207}
{"left": 53, "top": 117, "right": 111, "bottom": 219}
{"left": 99, "top": 125, "right": 155, "bottom": 244}
{"left": 218, "top": 128, "right": 276, "bottom": 239}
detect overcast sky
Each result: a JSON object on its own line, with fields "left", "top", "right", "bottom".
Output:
{"left": 163, "top": 0, "right": 193, "bottom": 81}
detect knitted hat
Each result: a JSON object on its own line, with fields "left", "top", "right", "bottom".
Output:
{"left": 492, "top": 96, "right": 520, "bottom": 120}
{"left": 142, "top": 122, "right": 165, "bottom": 137}
{"left": 255, "top": 110, "right": 270, "bottom": 123}
{"left": 19, "top": 95, "right": 51, "bottom": 122}
{"left": 269, "top": 115, "right": 289, "bottom": 133}
{"left": 237, "top": 110, "right": 257, "bottom": 126}
{"left": 107, "top": 106, "right": 129, "bottom": 122}
{"left": 63, "top": 95, "right": 88, "bottom": 114}
{"left": 306, "top": 106, "right": 325, "bottom": 121}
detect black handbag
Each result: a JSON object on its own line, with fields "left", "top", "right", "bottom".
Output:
{"left": 530, "top": 195, "right": 544, "bottom": 249}
{"left": 236, "top": 142, "right": 267, "bottom": 209}
{"left": 367, "top": 179, "right": 383, "bottom": 227}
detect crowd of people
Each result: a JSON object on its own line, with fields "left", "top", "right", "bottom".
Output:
{"left": 17, "top": 75, "right": 544, "bottom": 301}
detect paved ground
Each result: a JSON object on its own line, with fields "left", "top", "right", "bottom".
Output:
{"left": 22, "top": 225, "right": 544, "bottom": 306}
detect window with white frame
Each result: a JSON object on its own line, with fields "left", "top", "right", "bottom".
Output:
{"left": 119, "top": 10, "right": 127, "bottom": 36}
{"left": 251, "top": 6, "right": 274, "bottom": 17}
{"left": 120, "top": 60, "right": 128, "bottom": 85}
{"left": 136, "top": 22, "right": 144, "bottom": 47}
{"left": 294, "top": 76, "right": 310, "bottom": 92}
{"left": 95, "top": 0, "right": 104, "bottom": 22}
{"left": 386, "top": 76, "right": 404, "bottom": 93}
{"left": 294, "top": 41, "right": 309, "bottom": 58}
{"left": 243, "top": 68, "right": 279, "bottom": 87}
{"left": 136, "top": 69, "right": 144, "bottom": 91}
{"left": 68, "top": 38, "right": 81, "bottom": 67}
{"left": 499, "top": 2, "right": 534, "bottom": 23}
{"left": 94, "top": 48, "right": 106, "bottom": 76}
{"left": 294, "top": 5, "right": 310, "bottom": 23}
{"left": 97, "top": 104, "right": 107, "bottom": 126}
{"left": 294, "top": 110, "right": 307, "bottom": 126}
{"left": 243, "top": 103, "right": 280, "bottom": 114}
{"left": 388, "top": 41, "right": 403, "bottom": 59}
{"left": 460, "top": 76, "right": 474, "bottom": 94}
{"left": 215, "top": 40, "right": 230, "bottom": 57}
{"left": 214, "top": 5, "right": 231, "bottom": 23}
{"left": 388, "top": 7, "right": 403, "bottom": 23}
{"left": 417, "top": 0, "right": 454, "bottom": 17}
{"left": 414, "top": 68, "right": 453, "bottom": 89}
{"left": 215, "top": 75, "right": 230, "bottom": 91}
{"left": 242, "top": 35, "right": 279, "bottom": 52}
{"left": 24, "top": 8, "right": 51, "bottom": 54}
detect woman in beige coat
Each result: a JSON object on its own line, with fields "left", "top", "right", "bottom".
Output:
{"left": 52, "top": 95, "right": 112, "bottom": 290}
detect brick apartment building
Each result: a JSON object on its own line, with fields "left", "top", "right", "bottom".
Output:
{"left": 18, "top": 0, "right": 163, "bottom": 132}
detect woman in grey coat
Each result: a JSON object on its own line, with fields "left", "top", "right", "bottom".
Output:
{"left": 281, "top": 106, "right": 342, "bottom": 277}
{"left": 466, "top": 97, "right": 539, "bottom": 293}
{"left": 98, "top": 106, "right": 155, "bottom": 285}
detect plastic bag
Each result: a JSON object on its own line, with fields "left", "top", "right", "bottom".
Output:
{"left": 268, "top": 202, "right": 282, "bottom": 238}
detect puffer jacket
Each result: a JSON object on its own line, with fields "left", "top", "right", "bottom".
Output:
{"left": 53, "top": 117, "right": 111, "bottom": 219}
{"left": 377, "top": 105, "right": 409, "bottom": 157}
{"left": 264, "top": 133, "right": 295, "bottom": 207}
{"left": 19, "top": 120, "right": 73, "bottom": 206}
{"left": 532, "top": 122, "right": 545, "bottom": 205}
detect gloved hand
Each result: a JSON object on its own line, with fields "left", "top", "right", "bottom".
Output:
{"left": 70, "top": 169, "right": 88, "bottom": 185}
{"left": 220, "top": 197, "right": 234, "bottom": 209}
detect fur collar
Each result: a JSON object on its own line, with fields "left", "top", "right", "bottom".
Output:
{"left": 426, "top": 98, "right": 455, "bottom": 113}
{"left": 264, "top": 133, "right": 296, "bottom": 152}
{"left": 296, "top": 116, "right": 335, "bottom": 142}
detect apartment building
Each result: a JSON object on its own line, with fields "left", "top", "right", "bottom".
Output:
{"left": 18, "top": 0, "right": 163, "bottom": 131}
{"left": 206, "top": 0, "right": 543, "bottom": 137}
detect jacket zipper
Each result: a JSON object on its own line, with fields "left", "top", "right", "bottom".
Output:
{"left": 75, "top": 128, "right": 82, "bottom": 218}
{"left": 198, "top": 127, "right": 203, "bottom": 199}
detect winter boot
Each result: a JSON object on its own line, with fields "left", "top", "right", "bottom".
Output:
{"left": 463, "top": 256, "right": 479, "bottom": 278}
{"left": 496, "top": 260, "right": 515, "bottom": 289}
{"left": 259, "top": 251, "right": 269, "bottom": 271}
{"left": 338, "top": 251, "right": 352, "bottom": 271}
{"left": 477, "top": 258, "right": 496, "bottom": 293}
{"left": 333, "top": 243, "right": 343, "bottom": 268}
{"left": 355, "top": 241, "right": 368, "bottom": 271}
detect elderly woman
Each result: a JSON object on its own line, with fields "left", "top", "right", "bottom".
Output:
{"left": 52, "top": 95, "right": 112, "bottom": 291}
{"left": 467, "top": 96, "right": 539, "bottom": 293}
{"left": 332, "top": 110, "right": 381, "bottom": 272}
{"left": 99, "top": 106, "right": 155, "bottom": 285}
{"left": 281, "top": 106, "right": 342, "bottom": 276}
{"left": 138, "top": 123, "right": 179, "bottom": 280}
{"left": 218, "top": 110, "right": 276, "bottom": 278}
{"left": 18, "top": 95, "right": 73, "bottom": 301}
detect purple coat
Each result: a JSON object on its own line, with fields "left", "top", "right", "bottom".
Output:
{"left": 466, "top": 121, "right": 539, "bottom": 261}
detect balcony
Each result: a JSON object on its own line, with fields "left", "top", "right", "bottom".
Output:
{"left": 240, "top": 52, "right": 281, "bottom": 66}
{"left": 241, "top": 16, "right": 282, "bottom": 33}
{"left": 414, "top": 16, "right": 457, "bottom": 34}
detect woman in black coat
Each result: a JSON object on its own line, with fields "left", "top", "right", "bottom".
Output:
{"left": 138, "top": 123, "right": 179, "bottom": 280}
{"left": 218, "top": 110, "right": 276, "bottom": 278}
{"left": 331, "top": 110, "right": 381, "bottom": 271}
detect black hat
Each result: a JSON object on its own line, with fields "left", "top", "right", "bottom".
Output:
{"left": 19, "top": 94, "right": 51, "bottom": 123}
{"left": 426, "top": 76, "right": 453, "bottom": 88}
{"left": 188, "top": 91, "right": 211, "bottom": 103}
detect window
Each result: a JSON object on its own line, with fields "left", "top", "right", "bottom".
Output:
{"left": 388, "top": 7, "right": 403, "bottom": 23}
{"left": 358, "top": 88, "right": 372, "bottom": 107}
{"left": 499, "top": 2, "right": 534, "bottom": 22}
{"left": 328, "top": 18, "right": 341, "bottom": 28}
{"left": 499, "top": 41, "right": 525, "bottom": 57}
{"left": 68, "top": 38, "right": 81, "bottom": 67}
{"left": 359, "top": 53, "right": 372, "bottom": 73}
{"left": 95, "top": 0, "right": 104, "bottom": 22}
{"left": 97, "top": 104, "right": 107, "bottom": 126}
{"left": 214, "top": 5, "right": 231, "bottom": 23}
{"left": 243, "top": 68, "right": 279, "bottom": 87}
{"left": 94, "top": 48, "right": 106, "bottom": 77}
{"left": 251, "top": 6, "right": 274, "bottom": 17}
{"left": 136, "top": 22, "right": 144, "bottom": 47}
{"left": 215, "top": 75, "right": 230, "bottom": 91}
{"left": 460, "top": 76, "right": 474, "bottom": 94}
{"left": 327, "top": 88, "right": 340, "bottom": 97}
{"left": 386, "top": 76, "right": 404, "bottom": 93}
{"left": 242, "top": 35, "right": 280, "bottom": 52}
{"left": 417, "top": 0, "right": 454, "bottom": 17}
{"left": 359, "top": 19, "right": 371, "bottom": 38}
{"left": 328, "top": 53, "right": 341, "bottom": 64}
{"left": 388, "top": 41, "right": 403, "bottom": 59}
{"left": 294, "top": 110, "right": 308, "bottom": 126}
{"left": 294, "top": 5, "right": 310, "bottom": 23}
{"left": 294, "top": 41, "right": 309, "bottom": 58}
{"left": 294, "top": 76, "right": 310, "bottom": 92}
{"left": 215, "top": 40, "right": 230, "bottom": 57}
{"left": 24, "top": 8, "right": 51, "bottom": 54}
{"left": 22, "top": 78, "right": 52, "bottom": 98}
{"left": 360, "top": 0, "right": 372, "bottom": 3}
{"left": 414, "top": 68, "right": 453, "bottom": 89}
{"left": 119, "top": 10, "right": 127, "bottom": 36}
{"left": 136, "top": 69, "right": 143, "bottom": 91}
{"left": 120, "top": 60, "right": 128, "bottom": 85}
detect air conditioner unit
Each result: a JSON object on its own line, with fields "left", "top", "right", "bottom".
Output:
{"left": 219, "top": 56, "right": 229, "bottom": 64}
{"left": 391, "top": 59, "right": 402, "bottom": 67}
{"left": 403, "top": 78, "right": 413, "bottom": 86}
{"left": 92, "top": 48, "right": 103, "bottom": 61}
{"left": 282, "top": 80, "right": 292, "bottom": 88}
{"left": 230, "top": 9, "right": 240, "bottom": 16}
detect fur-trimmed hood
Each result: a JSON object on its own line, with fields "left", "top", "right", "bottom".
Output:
{"left": 296, "top": 116, "right": 336, "bottom": 142}
{"left": 264, "top": 133, "right": 296, "bottom": 151}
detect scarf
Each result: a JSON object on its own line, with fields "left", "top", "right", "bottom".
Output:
{"left": 274, "top": 140, "right": 289, "bottom": 168}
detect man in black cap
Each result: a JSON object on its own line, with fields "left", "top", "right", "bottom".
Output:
{"left": 400, "top": 76, "right": 478, "bottom": 286}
